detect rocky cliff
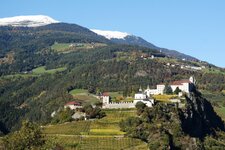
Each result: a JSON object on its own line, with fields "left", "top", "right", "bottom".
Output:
{"left": 179, "top": 90, "right": 225, "bottom": 138}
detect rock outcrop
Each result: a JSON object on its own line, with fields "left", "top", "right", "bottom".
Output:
{"left": 179, "top": 90, "right": 225, "bottom": 138}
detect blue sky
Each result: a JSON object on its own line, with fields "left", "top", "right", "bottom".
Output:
{"left": 1, "top": 0, "right": 225, "bottom": 67}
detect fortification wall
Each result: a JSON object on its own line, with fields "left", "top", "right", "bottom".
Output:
{"left": 102, "top": 102, "right": 135, "bottom": 109}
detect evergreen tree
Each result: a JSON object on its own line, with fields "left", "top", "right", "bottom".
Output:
{"left": 174, "top": 87, "right": 182, "bottom": 95}
{"left": 135, "top": 101, "right": 147, "bottom": 116}
{"left": 164, "top": 84, "right": 173, "bottom": 95}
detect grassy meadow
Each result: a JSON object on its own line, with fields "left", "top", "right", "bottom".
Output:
{"left": 69, "top": 89, "right": 99, "bottom": 104}
{"left": 51, "top": 42, "right": 107, "bottom": 53}
{"left": 69, "top": 89, "right": 88, "bottom": 95}
{"left": 1, "top": 66, "right": 66, "bottom": 79}
{"left": 32, "top": 66, "right": 66, "bottom": 74}
{"left": 202, "top": 68, "right": 225, "bottom": 75}
{"left": 107, "top": 92, "right": 134, "bottom": 102}
{"left": 215, "top": 106, "right": 225, "bottom": 121}
{"left": 201, "top": 90, "right": 225, "bottom": 121}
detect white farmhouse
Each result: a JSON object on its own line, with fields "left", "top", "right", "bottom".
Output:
{"left": 64, "top": 101, "right": 82, "bottom": 110}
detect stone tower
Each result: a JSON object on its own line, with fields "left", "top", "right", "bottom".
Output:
{"left": 102, "top": 93, "right": 110, "bottom": 104}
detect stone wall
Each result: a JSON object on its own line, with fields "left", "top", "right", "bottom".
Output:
{"left": 102, "top": 102, "right": 135, "bottom": 109}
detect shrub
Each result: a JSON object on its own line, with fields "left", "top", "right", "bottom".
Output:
{"left": 135, "top": 101, "right": 146, "bottom": 116}
{"left": 51, "top": 108, "right": 74, "bottom": 124}
{"left": 2, "top": 121, "right": 58, "bottom": 150}
{"left": 164, "top": 84, "right": 173, "bottom": 95}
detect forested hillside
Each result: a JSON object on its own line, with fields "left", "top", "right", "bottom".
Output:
{"left": 0, "top": 23, "right": 224, "bottom": 134}
{"left": 0, "top": 23, "right": 109, "bottom": 75}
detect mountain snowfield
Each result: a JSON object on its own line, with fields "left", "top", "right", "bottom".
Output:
{"left": 0, "top": 15, "right": 59, "bottom": 27}
{"left": 91, "top": 29, "right": 130, "bottom": 39}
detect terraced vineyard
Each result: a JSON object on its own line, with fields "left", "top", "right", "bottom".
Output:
{"left": 49, "top": 136, "right": 147, "bottom": 150}
{"left": 43, "top": 109, "right": 148, "bottom": 149}
{"left": 99, "top": 109, "right": 136, "bottom": 123}
{"left": 44, "top": 121, "right": 91, "bottom": 135}
{"left": 153, "top": 94, "right": 179, "bottom": 102}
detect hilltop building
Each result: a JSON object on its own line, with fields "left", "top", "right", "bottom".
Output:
{"left": 145, "top": 84, "right": 165, "bottom": 96}
{"left": 170, "top": 77, "right": 195, "bottom": 94}
{"left": 100, "top": 76, "right": 195, "bottom": 109}
{"left": 145, "top": 76, "right": 196, "bottom": 96}
{"left": 101, "top": 90, "right": 154, "bottom": 109}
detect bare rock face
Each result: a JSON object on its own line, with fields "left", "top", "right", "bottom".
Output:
{"left": 179, "top": 90, "right": 225, "bottom": 138}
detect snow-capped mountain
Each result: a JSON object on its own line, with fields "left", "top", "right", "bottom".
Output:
{"left": 92, "top": 29, "right": 198, "bottom": 61}
{"left": 0, "top": 15, "right": 59, "bottom": 27}
{"left": 91, "top": 29, "right": 130, "bottom": 40}
{"left": 91, "top": 29, "right": 158, "bottom": 48}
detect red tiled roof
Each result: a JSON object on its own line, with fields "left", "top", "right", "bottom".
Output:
{"left": 102, "top": 92, "right": 109, "bottom": 96}
{"left": 157, "top": 83, "right": 165, "bottom": 85}
{"left": 65, "top": 101, "right": 81, "bottom": 106}
{"left": 171, "top": 79, "right": 191, "bottom": 86}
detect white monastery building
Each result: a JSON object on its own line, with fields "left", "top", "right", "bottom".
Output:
{"left": 145, "top": 84, "right": 165, "bottom": 96}
{"left": 102, "top": 90, "right": 154, "bottom": 109}
{"left": 101, "top": 76, "right": 195, "bottom": 109}
{"left": 145, "top": 76, "right": 196, "bottom": 96}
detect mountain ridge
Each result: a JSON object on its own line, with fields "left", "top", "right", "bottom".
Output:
{"left": 92, "top": 29, "right": 198, "bottom": 61}
{"left": 0, "top": 14, "right": 199, "bottom": 62}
